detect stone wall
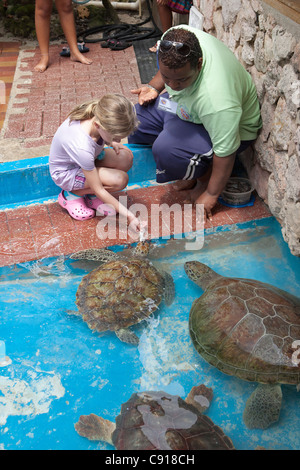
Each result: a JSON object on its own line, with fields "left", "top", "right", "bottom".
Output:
{"left": 194, "top": 0, "right": 300, "bottom": 256}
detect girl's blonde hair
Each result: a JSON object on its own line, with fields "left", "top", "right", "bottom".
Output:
{"left": 68, "top": 93, "right": 139, "bottom": 137}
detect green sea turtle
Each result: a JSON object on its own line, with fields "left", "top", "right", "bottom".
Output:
{"left": 184, "top": 261, "right": 300, "bottom": 430}
{"left": 70, "top": 242, "right": 175, "bottom": 345}
{"left": 75, "top": 384, "right": 235, "bottom": 450}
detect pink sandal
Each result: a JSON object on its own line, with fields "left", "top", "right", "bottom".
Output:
{"left": 58, "top": 191, "right": 95, "bottom": 221}
{"left": 84, "top": 195, "right": 117, "bottom": 216}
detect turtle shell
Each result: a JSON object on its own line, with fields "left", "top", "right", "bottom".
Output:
{"left": 189, "top": 276, "right": 300, "bottom": 385}
{"left": 76, "top": 258, "right": 164, "bottom": 332}
{"left": 112, "top": 390, "right": 235, "bottom": 450}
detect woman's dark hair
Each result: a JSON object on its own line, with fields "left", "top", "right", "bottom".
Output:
{"left": 158, "top": 28, "right": 202, "bottom": 70}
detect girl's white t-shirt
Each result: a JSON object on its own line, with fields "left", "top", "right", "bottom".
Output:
{"left": 49, "top": 118, "right": 104, "bottom": 190}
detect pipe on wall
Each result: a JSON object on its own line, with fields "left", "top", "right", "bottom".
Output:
{"left": 88, "top": 0, "right": 142, "bottom": 14}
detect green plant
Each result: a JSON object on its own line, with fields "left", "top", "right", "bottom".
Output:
{"left": 0, "top": 0, "right": 37, "bottom": 38}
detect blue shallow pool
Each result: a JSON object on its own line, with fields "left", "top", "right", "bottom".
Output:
{"left": 0, "top": 217, "right": 299, "bottom": 450}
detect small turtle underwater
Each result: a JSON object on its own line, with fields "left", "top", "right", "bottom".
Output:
{"left": 70, "top": 242, "right": 175, "bottom": 345}
{"left": 184, "top": 261, "right": 300, "bottom": 430}
{"left": 75, "top": 384, "right": 235, "bottom": 450}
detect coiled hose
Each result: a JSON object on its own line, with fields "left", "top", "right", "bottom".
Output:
{"left": 74, "top": 0, "right": 162, "bottom": 48}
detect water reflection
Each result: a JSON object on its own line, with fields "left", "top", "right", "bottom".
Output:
{"left": 137, "top": 392, "right": 198, "bottom": 450}
{"left": 1, "top": 219, "right": 300, "bottom": 450}
{"left": 112, "top": 389, "right": 235, "bottom": 450}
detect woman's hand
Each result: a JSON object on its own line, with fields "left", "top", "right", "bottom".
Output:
{"left": 194, "top": 153, "right": 236, "bottom": 221}
{"left": 194, "top": 190, "right": 218, "bottom": 222}
{"left": 131, "top": 86, "right": 159, "bottom": 106}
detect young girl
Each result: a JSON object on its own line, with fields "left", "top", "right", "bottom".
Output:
{"left": 49, "top": 94, "right": 143, "bottom": 233}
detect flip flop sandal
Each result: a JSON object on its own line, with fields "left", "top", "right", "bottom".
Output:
{"left": 60, "top": 42, "right": 89, "bottom": 57}
{"left": 109, "top": 40, "right": 131, "bottom": 50}
{"left": 84, "top": 195, "right": 117, "bottom": 216}
{"left": 58, "top": 191, "right": 95, "bottom": 220}
{"left": 77, "top": 42, "right": 89, "bottom": 53}
{"left": 101, "top": 39, "right": 131, "bottom": 51}
{"left": 100, "top": 38, "right": 117, "bottom": 48}
{"left": 101, "top": 39, "right": 119, "bottom": 48}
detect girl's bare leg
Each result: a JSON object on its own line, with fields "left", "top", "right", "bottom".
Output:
{"left": 71, "top": 168, "right": 129, "bottom": 196}
{"left": 71, "top": 147, "right": 133, "bottom": 196}
{"left": 34, "top": 0, "right": 52, "bottom": 72}
{"left": 97, "top": 147, "right": 134, "bottom": 172}
{"left": 55, "top": 0, "right": 92, "bottom": 65}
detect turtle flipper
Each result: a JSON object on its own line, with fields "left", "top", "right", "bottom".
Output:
{"left": 243, "top": 384, "right": 282, "bottom": 429}
{"left": 70, "top": 248, "right": 119, "bottom": 262}
{"left": 161, "top": 271, "right": 175, "bottom": 306}
{"left": 115, "top": 328, "right": 139, "bottom": 345}
{"left": 185, "top": 384, "right": 213, "bottom": 414}
{"left": 75, "top": 413, "right": 116, "bottom": 444}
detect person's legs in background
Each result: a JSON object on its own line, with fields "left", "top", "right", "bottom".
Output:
{"left": 55, "top": 0, "right": 92, "bottom": 65}
{"left": 149, "top": 0, "right": 173, "bottom": 52}
{"left": 34, "top": 0, "right": 92, "bottom": 73}
{"left": 34, "top": 0, "right": 52, "bottom": 72}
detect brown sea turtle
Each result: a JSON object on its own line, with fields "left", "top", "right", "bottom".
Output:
{"left": 75, "top": 384, "right": 235, "bottom": 450}
{"left": 184, "top": 261, "right": 300, "bottom": 430}
{"left": 70, "top": 242, "right": 175, "bottom": 345}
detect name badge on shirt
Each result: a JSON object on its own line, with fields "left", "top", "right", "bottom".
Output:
{"left": 158, "top": 96, "right": 178, "bottom": 114}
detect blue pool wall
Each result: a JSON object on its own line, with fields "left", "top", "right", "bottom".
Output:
{"left": 1, "top": 217, "right": 300, "bottom": 450}
{"left": 0, "top": 144, "right": 156, "bottom": 211}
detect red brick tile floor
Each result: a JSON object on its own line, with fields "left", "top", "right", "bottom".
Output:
{"left": 2, "top": 43, "right": 140, "bottom": 147}
{"left": 0, "top": 184, "right": 271, "bottom": 267}
{"left": 0, "top": 40, "right": 272, "bottom": 267}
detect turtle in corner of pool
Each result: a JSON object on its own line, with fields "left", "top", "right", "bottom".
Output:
{"left": 70, "top": 241, "right": 175, "bottom": 345}
{"left": 75, "top": 384, "right": 235, "bottom": 450}
{"left": 184, "top": 260, "right": 300, "bottom": 430}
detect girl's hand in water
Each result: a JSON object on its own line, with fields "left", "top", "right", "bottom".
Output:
{"left": 128, "top": 214, "right": 148, "bottom": 237}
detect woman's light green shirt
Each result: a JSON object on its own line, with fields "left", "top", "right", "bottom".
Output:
{"left": 164, "top": 25, "right": 262, "bottom": 157}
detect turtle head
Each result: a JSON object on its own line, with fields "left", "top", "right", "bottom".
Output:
{"left": 184, "top": 261, "right": 220, "bottom": 289}
{"left": 133, "top": 241, "right": 150, "bottom": 257}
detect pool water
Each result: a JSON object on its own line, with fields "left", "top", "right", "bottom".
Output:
{"left": 0, "top": 217, "right": 299, "bottom": 450}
